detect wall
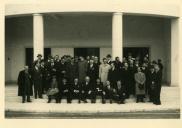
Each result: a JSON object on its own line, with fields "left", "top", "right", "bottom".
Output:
{"left": 5, "top": 15, "right": 171, "bottom": 84}
{"left": 52, "top": 48, "right": 74, "bottom": 57}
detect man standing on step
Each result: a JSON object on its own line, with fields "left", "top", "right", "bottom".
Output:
{"left": 32, "top": 62, "right": 43, "bottom": 99}
{"left": 17, "top": 66, "right": 33, "bottom": 103}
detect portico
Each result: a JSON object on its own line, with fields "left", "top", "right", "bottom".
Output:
{"left": 5, "top": 1, "right": 181, "bottom": 87}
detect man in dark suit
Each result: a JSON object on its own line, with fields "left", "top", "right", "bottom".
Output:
{"left": 147, "top": 65, "right": 156, "bottom": 102}
{"left": 58, "top": 78, "right": 72, "bottom": 103}
{"left": 104, "top": 81, "right": 119, "bottom": 104}
{"left": 32, "top": 62, "right": 43, "bottom": 99}
{"left": 80, "top": 76, "right": 96, "bottom": 103}
{"left": 121, "top": 62, "right": 130, "bottom": 98}
{"left": 113, "top": 57, "right": 122, "bottom": 70}
{"left": 17, "top": 66, "right": 33, "bottom": 103}
{"left": 116, "top": 80, "right": 126, "bottom": 104}
{"left": 32, "top": 54, "right": 44, "bottom": 68}
{"left": 71, "top": 78, "right": 81, "bottom": 103}
{"left": 94, "top": 56, "right": 101, "bottom": 78}
{"left": 153, "top": 64, "right": 162, "bottom": 105}
{"left": 95, "top": 78, "right": 106, "bottom": 104}
{"left": 66, "top": 58, "right": 79, "bottom": 83}
{"left": 87, "top": 59, "right": 97, "bottom": 84}
{"left": 106, "top": 54, "right": 112, "bottom": 65}
{"left": 128, "top": 62, "right": 136, "bottom": 96}
{"left": 57, "top": 58, "right": 67, "bottom": 87}
{"left": 108, "top": 62, "right": 120, "bottom": 88}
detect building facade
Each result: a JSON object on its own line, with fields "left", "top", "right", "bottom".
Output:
{"left": 5, "top": 0, "right": 182, "bottom": 86}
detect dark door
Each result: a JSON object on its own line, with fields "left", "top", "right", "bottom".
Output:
{"left": 123, "top": 47, "right": 149, "bottom": 60}
{"left": 25, "top": 48, "right": 51, "bottom": 67}
{"left": 74, "top": 48, "right": 100, "bottom": 59}
{"left": 44, "top": 48, "right": 51, "bottom": 61}
{"left": 25, "top": 48, "right": 34, "bottom": 68}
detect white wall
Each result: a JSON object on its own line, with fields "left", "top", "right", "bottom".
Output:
{"left": 52, "top": 48, "right": 74, "bottom": 57}
{"left": 5, "top": 15, "right": 171, "bottom": 84}
{"left": 100, "top": 48, "right": 112, "bottom": 62}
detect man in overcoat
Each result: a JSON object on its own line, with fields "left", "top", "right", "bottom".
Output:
{"left": 17, "top": 66, "right": 33, "bottom": 103}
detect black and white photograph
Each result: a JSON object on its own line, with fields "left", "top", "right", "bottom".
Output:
{"left": 4, "top": 0, "right": 181, "bottom": 120}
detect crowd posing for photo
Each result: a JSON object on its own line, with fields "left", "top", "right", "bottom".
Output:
{"left": 17, "top": 53, "right": 163, "bottom": 105}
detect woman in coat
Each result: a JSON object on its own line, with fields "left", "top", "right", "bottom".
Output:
{"left": 134, "top": 67, "right": 146, "bottom": 103}
{"left": 99, "top": 58, "right": 111, "bottom": 84}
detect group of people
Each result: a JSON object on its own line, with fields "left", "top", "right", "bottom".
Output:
{"left": 17, "top": 53, "right": 163, "bottom": 105}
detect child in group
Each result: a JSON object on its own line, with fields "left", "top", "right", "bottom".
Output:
{"left": 47, "top": 75, "right": 59, "bottom": 103}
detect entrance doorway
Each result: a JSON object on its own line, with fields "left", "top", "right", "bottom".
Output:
{"left": 25, "top": 48, "right": 51, "bottom": 68}
{"left": 74, "top": 48, "right": 100, "bottom": 59}
{"left": 123, "top": 47, "right": 150, "bottom": 60}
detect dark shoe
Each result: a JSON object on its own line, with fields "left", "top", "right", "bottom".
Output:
{"left": 84, "top": 100, "right": 87, "bottom": 103}
{"left": 67, "top": 101, "right": 72, "bottom": 104}
{"left": 110, "top": 100, "right": 112, "bottom": 104}
{"left": 22, "top": 101, "right": 25, "bottom": 103}
{"left": 27, "top": 100, "right": 32, "bottom": 102}
{"left": 78, "top": 100, "right": 81, "bottom": 104}
{"left": 121, "top": 101, "right": 125, "bottom": 104}
{"left": 102, "top": 100, "right": 106, "bottom": 104}
{"left": 39, "top": 96, "right": 43, "bottom": 99}
{"left": 154, "top": 102, "right": 161, "bottom": 105}
{"left": 91, "top": 100, "right": 95, "bottom": 103}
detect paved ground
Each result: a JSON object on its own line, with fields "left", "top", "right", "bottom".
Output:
{"left": 5, "top": 85, "right": 180, "bottom": 119}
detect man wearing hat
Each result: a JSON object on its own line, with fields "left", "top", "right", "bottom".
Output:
{"left": 32, "top": 54, "right": 44, "bottom": 68}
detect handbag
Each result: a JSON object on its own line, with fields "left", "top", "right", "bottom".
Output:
{"left": 46, "top": 88, "right": 59, "bottom": 96}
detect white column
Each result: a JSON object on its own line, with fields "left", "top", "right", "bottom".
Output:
{"left": 171, "top": 17, "right": 181, "bottom": 86}
{"left": 33, "top": 13, "right": 44, "bottom": 60}
{"left": 112, "top": 12, "right": 123, "bottom": 61}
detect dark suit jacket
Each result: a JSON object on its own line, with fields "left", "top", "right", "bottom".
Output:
{"left": 87, "top": 64, "right": 97, "bottom": 82}
{"left": 108, "top": 68, "right": 121, "bottom": 86}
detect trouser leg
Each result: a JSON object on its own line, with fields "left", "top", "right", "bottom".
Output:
{"left": 34, "top": 85, "right": 38, "bottom": 99}
{"left": 90, "top": 92, "right": 96, "bottom": 103}
{"left": 22, "top": 95, "right": 26, "bottom": 103}
{"left": 27, "top": 95, "right": 31, "bottom": 102}
{"left": 66, "top": 92, "right": 72, "bottom": 103}
{"left": 48, "top": 96, "right": 52, "bottom": 103}
{"left": 136, "top": 95, "right": 139, "bottom": 103}
{"left": 38, "top": 84, "right": 43, "bottom": 98}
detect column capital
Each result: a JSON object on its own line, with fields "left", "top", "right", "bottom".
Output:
{"left": 33, "top": 13, "right": 43, "bottom": 16}
{"left": 113, "top": 12, "right": 123, "bottom": 15}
